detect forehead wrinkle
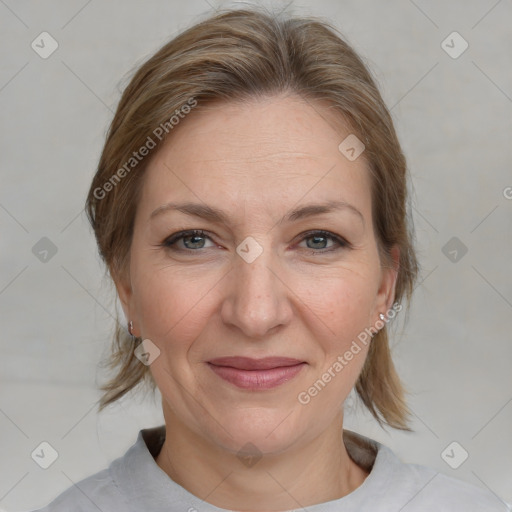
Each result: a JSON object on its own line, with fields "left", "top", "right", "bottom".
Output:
{"left": 181, "top": 151, "right": 326, "bottom": 165}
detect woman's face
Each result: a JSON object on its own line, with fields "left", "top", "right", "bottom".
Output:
{"left": 117, "top": 94, "right": 397, "bottom": 454}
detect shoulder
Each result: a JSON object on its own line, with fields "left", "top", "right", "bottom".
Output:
{"left": 29, "top": 426, "right": 165, "bottom": 511}
{"left": 375, "top": 443, "right": 510, "bottom": 511}
{"left": 423, "top": 470, "right": 511, "bottom": 511}
{"left": 341, "top": 430, "right": 510, "bottom": 511}
{"left": 29, "top": 467, "right": 126, "bottom": 511}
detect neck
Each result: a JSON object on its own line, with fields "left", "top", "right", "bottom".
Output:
{"left": 155, "top": 410, "right": 369, "bottom": 511}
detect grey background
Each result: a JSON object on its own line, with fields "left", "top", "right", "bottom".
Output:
{"left": 1, "top": 0, "right": 511, "bottom": 510}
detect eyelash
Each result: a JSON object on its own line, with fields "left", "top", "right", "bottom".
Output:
{"left": 161, "top": 229, "right": 350, "bottom": 254}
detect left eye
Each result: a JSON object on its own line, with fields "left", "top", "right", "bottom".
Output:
{"left": 297, "top": 231, "right": 348, "bottom": 252}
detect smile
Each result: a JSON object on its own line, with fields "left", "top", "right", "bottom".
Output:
{"left": 207, "top": 357, "right": 306, "bottom": 390}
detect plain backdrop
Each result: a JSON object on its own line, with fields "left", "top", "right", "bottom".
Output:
{"left": 1, "top": 0, "right": 511, "bottom": 510}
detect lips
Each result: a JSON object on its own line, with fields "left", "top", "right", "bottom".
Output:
{"left": 208, "top": 356, "right": 304, "bottom": 370}
{"left": 207, "top": 356, "right": 306, "bottom": 390}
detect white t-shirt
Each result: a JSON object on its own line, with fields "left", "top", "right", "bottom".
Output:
{"left": 32, "top": 425, "right": 510, "bottom": 511}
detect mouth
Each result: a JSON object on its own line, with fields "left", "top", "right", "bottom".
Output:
{"left": 207, "top": 356, "right": 306, "bottom": 390}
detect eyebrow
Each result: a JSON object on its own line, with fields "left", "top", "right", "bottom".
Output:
{"left": 149, "top": 200, "right": 364, "bottom": 226}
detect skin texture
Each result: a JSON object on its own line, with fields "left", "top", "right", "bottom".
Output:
{"left": 116, "top": 93, "right": 399, "bottom": 511}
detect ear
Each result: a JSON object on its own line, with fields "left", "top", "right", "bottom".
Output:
{"left": 112, "top": 267, "right": 138, "bottom": 336}
{"left": 373, "top": 245, "right": 400, "bottom": 322}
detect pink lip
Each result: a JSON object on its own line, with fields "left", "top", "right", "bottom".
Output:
{"left": 207, "top": 357, "right": 306, "bottom": 390}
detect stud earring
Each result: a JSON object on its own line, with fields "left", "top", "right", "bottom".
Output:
{"left": 379, "top": 313, "right": 386, "bottom": 321}
{"left": 128, "top": 320, "right": 134, "bottom": 337}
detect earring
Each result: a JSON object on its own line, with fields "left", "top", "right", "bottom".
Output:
{"left": 128, "top": 320, "right": 134, "bottom": 337}
{"left": 371, "top": 313, "right": 386, "bottom": 339}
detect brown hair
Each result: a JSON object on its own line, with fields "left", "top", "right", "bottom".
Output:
{"left": 86, "top": 6, "right": 419, "bottom": 430}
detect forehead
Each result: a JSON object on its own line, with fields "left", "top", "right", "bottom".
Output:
{"left": 139, "top": 94, "right": 372, "bottom": 216}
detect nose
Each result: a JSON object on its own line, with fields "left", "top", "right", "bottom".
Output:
{"left": 220, "top": 246, "right": 293, "bottom": 339}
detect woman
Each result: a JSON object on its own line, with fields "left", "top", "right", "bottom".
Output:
{"left": 33, "top": 7, "right": 510, "bottom": 511}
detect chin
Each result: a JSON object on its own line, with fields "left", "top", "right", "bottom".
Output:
{"left": 202, "top": 406, "right": 305, "bottom": 455}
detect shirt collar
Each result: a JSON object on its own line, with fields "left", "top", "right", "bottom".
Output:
{"left": 109, "top": 424, "right": 393, "bottom": 512}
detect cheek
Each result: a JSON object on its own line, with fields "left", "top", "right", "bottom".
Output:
{"left": 296, "top": 275, "right": 374, "bottom": 409}
{"left": 132, "top": 261, "right": 218, "bottom": 346}
{"left": 293, "top": 265, "right": 378, "bottom": 345}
